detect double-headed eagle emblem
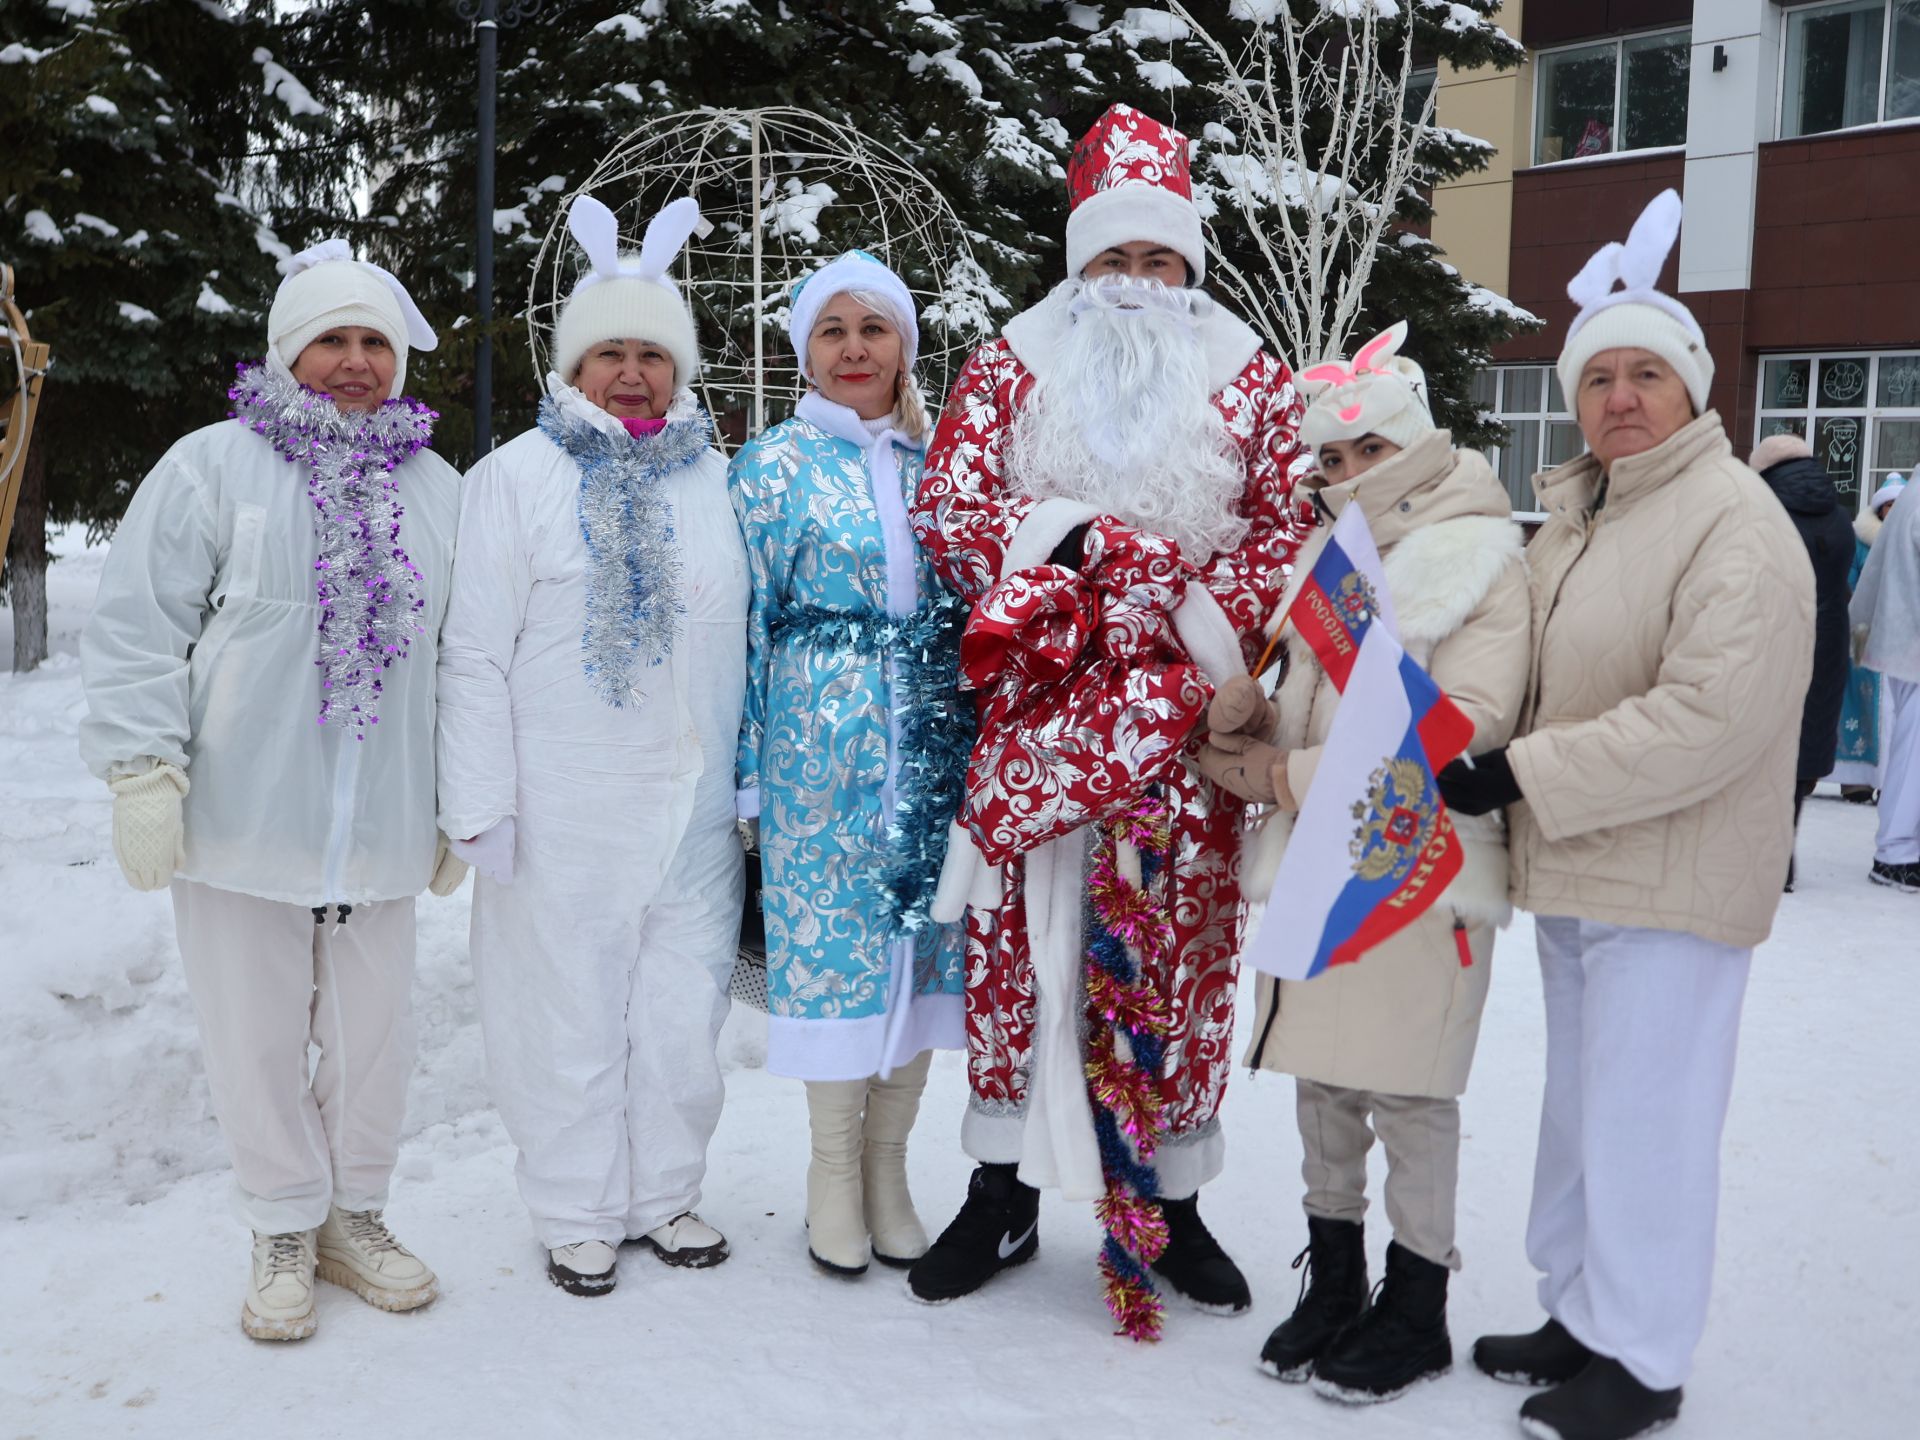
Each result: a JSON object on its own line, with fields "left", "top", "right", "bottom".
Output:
{"left": 1332, "top": 571, "right": 1380, "bottom": 633}
{"left": 1349, "top": 758, "right": 1440, "bottom": 883}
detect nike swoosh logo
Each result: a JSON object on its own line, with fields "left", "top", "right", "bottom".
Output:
{"left": 997, "top": 1222, "right": 1037, "bottom": 1260}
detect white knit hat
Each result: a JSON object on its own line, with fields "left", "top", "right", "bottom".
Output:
{"left": 551, "top": 194, "right": 705, "bottom": 388}
{"left": 1063, "top": 104, "right": 1206, "bottom": 283}
{"left": 1557, "top": 189, "right": 1713, "bottom": 414}
{"left": 1298, "top": 321, "right": 1435, "bottom": 452}
{"left": 266, "top": 238, "right": 437, "bottom": 397}
{"left": 787, "top": 250, "right": 919, "bottom": 380}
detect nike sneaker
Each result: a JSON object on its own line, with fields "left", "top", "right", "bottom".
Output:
{"left": 907, "top": 1162, "right": 1039, "bottom": 1303}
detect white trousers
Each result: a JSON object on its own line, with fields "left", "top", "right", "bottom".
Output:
{"left": 472, "top": 884, "right": 733, "bottom": 1250}
{"left": 171, "top": 880, "right": 416, "bottom": 1235}
{"left": 1528, "top": 916, "right": 1751, "bottom": 1391}
{"left": 1876, "top": 678, "right": 1920, "bottom": 864}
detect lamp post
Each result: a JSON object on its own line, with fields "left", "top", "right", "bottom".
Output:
{"left": 456, "top": 0, "right": 545, "bottom": 457}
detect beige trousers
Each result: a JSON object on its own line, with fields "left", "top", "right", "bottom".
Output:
{"left": 1296, "top": 1077, "right": 1461, "bottom": 1270}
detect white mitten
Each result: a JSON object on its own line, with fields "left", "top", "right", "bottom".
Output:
{"left": 1853, "top": 623, "right": 1872, "bottom": 667}
{"left": 428, "top": 834, "right": 470, "bottom": 896}
{"left": 107, "top": 762, "right": 189, "bottom": 892}
{"left": 450, "top": 818, "right": 515, "bottom": 885}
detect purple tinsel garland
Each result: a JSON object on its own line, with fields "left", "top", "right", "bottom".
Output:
{"left": 227, "top": 362, "right": 436, "bottom": 738}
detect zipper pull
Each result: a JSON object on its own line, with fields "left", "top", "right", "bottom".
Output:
{"left": 1453, "top": 916, "right": 1473, "bottom": 969}
{"left": 312, "top": 906, "right": 327, "bottom": 927}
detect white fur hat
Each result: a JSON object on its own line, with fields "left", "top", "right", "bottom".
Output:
{"left": 1872, "top": 476, "right": 1907, "bottom": 511}
{"left": 787, "top": 250, "right": 919, "bottom": 380}
{"left": 1298, "top": 321, "right": 1435, "bottom": 451}
{"left": 1557, "top": 189, "right": 1713, "bottom": 414}
{"left": 266, "top": 238, "right": 437, "bottom": 397}
{"left": 1749, "top": 431, "right": 1813, "bottom": 472}
{"left": 551, "top": 194, "right": 705, "bottom": 388}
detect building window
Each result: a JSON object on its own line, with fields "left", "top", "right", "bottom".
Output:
{"left": 1404, "top": 66, "right": 1438, "bottom": 125}
{"left": 1780, "top": 0, "right": 1920, "bottom": 139}
{"left": 1476, "top": 365, "right": 1585, "bottom": 513}
{"left": 1534, "top": 29, "right": 1690, "bottom": 164}
{"left": 1756, "top": 352, "right": 1920, "bottom": 510}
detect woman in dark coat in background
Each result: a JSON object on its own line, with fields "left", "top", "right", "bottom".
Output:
{"left": 1751, "top": 431, "right": 1856, "bottom": 888}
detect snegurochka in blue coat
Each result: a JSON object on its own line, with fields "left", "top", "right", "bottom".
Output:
{"left": 730, "top": 251, "right": 967, "bottom": 1279}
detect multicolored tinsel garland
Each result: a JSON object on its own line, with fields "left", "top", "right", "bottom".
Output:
{"left": 227, "top": 362, "right": 435, "bottom": 737}
{"left": 770, "top": 591, "right": 976, "bottom": 937}
{"left": 1084, "top": 791, "right": 1177, "bottom": 1342}
{"left": 539, "top": 392, "right": 712, "bottom": 708}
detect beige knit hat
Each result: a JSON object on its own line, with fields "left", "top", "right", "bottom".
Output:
{"left": 1556, "top": 189, "right": 1713, "bottom": 414}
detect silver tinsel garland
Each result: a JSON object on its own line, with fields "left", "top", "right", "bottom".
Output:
{"left": 538, "top": 395, "right": 712, "bottom": 707}
{"left": 227, "top": 363, "right": 435, "bottom": 737}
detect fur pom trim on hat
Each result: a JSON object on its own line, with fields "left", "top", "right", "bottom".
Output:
{"left": 1556, "top": 189, "right": 1712, "bottom": 413}
{"left": 1749, "top": 431, "right": 1814, "bottom": 472}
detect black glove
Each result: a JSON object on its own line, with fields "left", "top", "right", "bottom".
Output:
{"left": 1048, "top": 523, "right": 1089, "bottom": 569}
{"left": 1436, "top": 746, "right": 1521, "bottom": 817}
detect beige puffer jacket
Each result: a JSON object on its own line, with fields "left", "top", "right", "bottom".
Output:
{"left": 1508, "top": 412, "right": 1815, "bottom": 948}
{"left": 1242, "top": 432, "right": 1531, "bottom": 1099}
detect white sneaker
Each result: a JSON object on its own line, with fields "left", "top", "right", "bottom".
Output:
{"left": 641, "top": 1211, "right": 729, "bottom": 1269}
{"left": 547, "top": 1240, "right": 619, "bottom": 1297}
{"left": 243, "top": 1230, "right": 318, "bottom": 1341}
{"left": 315, "top": 1207, "right": 438, "bottom": 1312}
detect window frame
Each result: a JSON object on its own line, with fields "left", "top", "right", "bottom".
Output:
{"left": 1752, "top": 349, "right": 1920, "bottom": 513}
{"left": 1529, "top": 26, "right": 1692, "bottom": 167}
{"left": 1476, "top": 364, "right": 1583, "bottom": 520}
{"left": 1775, "top": 0, "right": 1919, "bottom": 140}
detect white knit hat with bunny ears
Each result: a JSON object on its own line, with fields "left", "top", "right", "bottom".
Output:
{"left": 1557, "top": 189, "right": 1713, "bottom": 414}
{"left": 551, "top": 193, "right": 706, "bottom": 388}
{"left": 1298, "top": 321, "right": 1436, "bottom": 452}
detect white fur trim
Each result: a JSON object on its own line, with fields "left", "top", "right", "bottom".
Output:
{"left": 1065, "top": 181, "right": 1206, "bottom": 283}
{"left": 1002, "top": 283, "right": 1262, "bottom": 396}
{"left": 1171, "top": 584, "right": 1242, "bottom": 688}
{"left": 1857, "top": 510, "right": 1884, "bottom": 548}
{"left": 1002, "top": 497, "right": 1101, "bottom": 575}
{"left": 1382, "top": 514, "right": 1527, "bottom": 662}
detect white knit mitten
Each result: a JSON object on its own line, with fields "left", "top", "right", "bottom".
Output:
{"left": 107, "top": 762, "right": 189, "bottom": 892}
{"left": 427, "top": 835, "right": 469, "bottom": 897}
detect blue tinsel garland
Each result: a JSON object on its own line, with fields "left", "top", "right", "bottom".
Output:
{"left": 538, "top": 397, "right": 713, "bottom": 708}
{"left": 770, "top": 590, "right": 976, "bottom": 938}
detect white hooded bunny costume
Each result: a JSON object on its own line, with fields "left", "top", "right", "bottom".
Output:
{"left": 435, "top": 194, "right": 749, "bottom": 1252}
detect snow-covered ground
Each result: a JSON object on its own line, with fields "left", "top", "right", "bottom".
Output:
{"left": 3, "top": 530, "right": 1916, "bottom": 1439}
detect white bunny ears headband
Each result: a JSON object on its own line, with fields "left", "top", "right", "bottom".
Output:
{"left": 566, "top": 193, "right": 706, "bottom": 297}
{"left": 1298, "top": 320, "right": 1434, "bottom": 451}
{"left": 1564, "top": 188, "right": 1700, "bottom": 345}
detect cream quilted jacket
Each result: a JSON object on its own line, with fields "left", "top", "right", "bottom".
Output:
{"left": 1507, "top": 413, "right": 1816, "bottom": 948}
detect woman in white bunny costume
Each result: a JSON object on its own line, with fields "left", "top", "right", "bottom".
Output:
{"left": 79, "top": 240, "right": 460, "bottom": 1341}
{"left": 435, "top": 195, "right": 748, "bottom": 1297}
{"left": 1437, "top": 191, "right": 1813, "bottom": 1440}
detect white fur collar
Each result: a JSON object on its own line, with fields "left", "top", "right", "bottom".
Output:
{"left": 1857, "top": 510, "right": 1883, "bottom": 548}
{"left": 1002, "top": 284, "right": 1263, "bottom": 395}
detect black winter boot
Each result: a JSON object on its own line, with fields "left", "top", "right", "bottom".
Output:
{"left": 1309, "top": 1240, "right": 1452, "bottom": 1403}
{"left": 1258, "top": 1217, "right": 1368, "bottom": 1381}
{"left": 1474, "top": 1317, "right": 1594, "bottom": 1387}
{"left": 1151, "top": 1194, "right": 1251, "bottom": 1314}
{"left": 906, "top": 1163, "right": 1039, "bottom": 1303}
{"left": 1518, "top": 1356, "right": 1682, "bottom": 1440}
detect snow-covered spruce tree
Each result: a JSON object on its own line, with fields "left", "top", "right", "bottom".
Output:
{"left": 1168, "top": 0, "right": 1535, "bottom": 447}
{"left": 272, "top": 0, "right": 1220, "bottom": 461}
{"left": 0, "top": 0, "right": 306, "bottom": 670}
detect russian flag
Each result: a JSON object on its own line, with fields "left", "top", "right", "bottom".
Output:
{"left": 1241, "top": 624, "right": 1476, "bottom": 982}
{"left": 1284, "top": 503, "right": 1397, "bottom": 692}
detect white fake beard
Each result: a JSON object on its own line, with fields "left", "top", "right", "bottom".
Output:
{"left": 1005, "top": 275, "right": 1251, "bottom": 559}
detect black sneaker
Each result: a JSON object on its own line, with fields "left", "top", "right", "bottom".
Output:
{"left": 1474, "top": 1317, "right": 1594, "bottom": 1387}
{"left": 1151, "top": 1194, "right": 1251, "bottom": 1314}
{"left": 1519, "top": 1356, "right": 1682, "bottom": 1440}
{"left": 907, "top": 1163, "right": 1039, "bottom": 1303}
{"left": 1870, "top": 860, "right": 1920, "bottom": 892}
{"left": 1309, "top": 1241, "right": 1451, "bottom": 1404}
{"left": 1259, "top": 1217, "right": 1367, "bottom": 1381}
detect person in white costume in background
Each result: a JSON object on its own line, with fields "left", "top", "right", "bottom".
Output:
{"left": 79, "top": 241, "right": 463, "bottom": 1342}
{"left": 1850, "top": 479, "right": 1920, "bottom": 892}
{"left": 436, "top": 194, "right": 748, "bottom": 1297}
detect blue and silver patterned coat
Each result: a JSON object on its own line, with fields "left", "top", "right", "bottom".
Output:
{"left": 732, "top": 392, "right": 966, "bottom": 1082}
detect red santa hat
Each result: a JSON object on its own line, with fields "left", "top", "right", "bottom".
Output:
{"left": 1065, "top": 104, "right": 1206, "bottom": 283}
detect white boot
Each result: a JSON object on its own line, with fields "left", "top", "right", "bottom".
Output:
{"left": 863, "top": 1050, "right": 933, "bottom": 1266}
{"left": 805, "top": 1078, "right": 871, "bottom": 1275}
{"left": 243, "top": 1230, "right": 318, "bottom": 1341}
{"left": 641, "top": 1211, "right": 729, "bottom": 1269}
{"left": 547, "top": 1240, "right": 619, "bottom": 1297}
{"left": 315, "top": 1206, "right": 438, "bottom": 1312}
